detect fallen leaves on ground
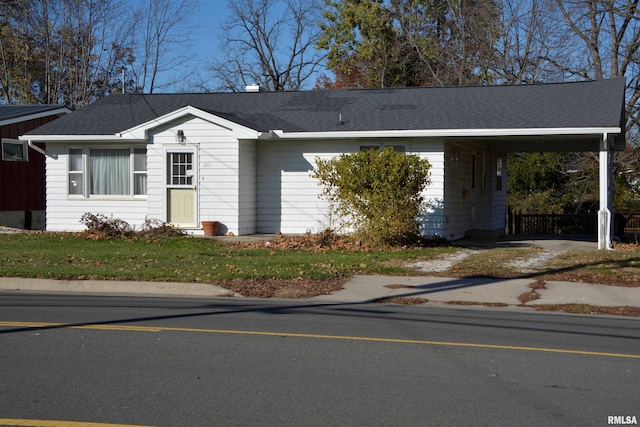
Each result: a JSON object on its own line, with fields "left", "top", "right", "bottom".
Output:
{"left": 533, "top": 304, "right": 640, "bottom": 317}
{"left": 223, "top": 276, "right": 347, "bottom": 298}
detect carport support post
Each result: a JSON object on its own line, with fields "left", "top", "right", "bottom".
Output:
{"left": 598, "top": 134, "right": 614, "bottom": 250}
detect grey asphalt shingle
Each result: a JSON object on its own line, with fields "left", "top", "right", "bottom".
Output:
{"left": 0, "top": 105, "right": 68, "bottom": 125}
{"left": 25, "top": 78, "right": 626, "bottom": 136}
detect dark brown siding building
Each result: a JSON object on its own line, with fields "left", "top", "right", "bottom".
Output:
{"left": 0, "top": 105, "right": 69, "bottom": 229}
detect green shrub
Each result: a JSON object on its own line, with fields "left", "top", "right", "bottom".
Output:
{"left": 314, "top": 147, "right": 431, "bottom": 246}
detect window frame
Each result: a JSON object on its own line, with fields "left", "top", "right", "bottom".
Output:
{"left": 67, "top": 147, "right": 85, "bottom": 197}
{"left": 133, "top": 147, "right": 148, "bottom": 196}
{"left": 1, "top": 139, "right": 29, "bottom": 162}
{"left": 167, "top": 151, "right": 195, "bottom": 187}
{"left": 67, "top": 146, "right": 147, "bottom": 198}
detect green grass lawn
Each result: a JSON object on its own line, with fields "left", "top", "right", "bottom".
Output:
{"left": 2, "top": 233, "right": 639, "bottom": 290}
{"left": 0, "top": 233, "right": 453, "bottom": 283}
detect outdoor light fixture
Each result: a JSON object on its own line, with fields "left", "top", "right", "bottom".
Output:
{"left": 176, "top": 130, "right": 185, "bottom": 144}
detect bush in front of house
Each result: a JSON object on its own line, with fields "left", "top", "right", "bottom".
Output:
{"left": 80, "top": 213, "right": 185, "bottom": 240}
{"left": 314, "top": 147, "right": 431, "bottom": 247}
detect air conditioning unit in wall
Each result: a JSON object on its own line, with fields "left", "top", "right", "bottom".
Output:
{"left": 1, "top": 139, "right": 29, "bottom": 162}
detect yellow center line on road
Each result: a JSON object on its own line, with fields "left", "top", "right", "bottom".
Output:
{"left": 1, "top": 320, "right": 639, "bottom": 360}
{"left": 0, "top": 418, "right": 155, "bottom": 426}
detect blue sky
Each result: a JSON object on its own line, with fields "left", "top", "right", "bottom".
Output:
{"left": 160, "top": 0, "right": 323, "bottom": 91}
{"left": 191, "top": 1, "right": 227, "bottom": 58}
{"left": 182, "top": 1, "right": 229, "bottom": 88}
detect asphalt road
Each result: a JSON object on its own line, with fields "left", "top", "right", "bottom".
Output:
{"left": 1, "top": 292, "right": 639, "bottom": 427}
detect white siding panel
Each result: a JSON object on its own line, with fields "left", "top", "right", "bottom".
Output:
{"left": 198, "top": 133, "right": 241, "bottom": 234}
{"left": 442, "top": 140, "right": 506, "bottom": 240}
{"left": 238, "top": 140, "right": 256, "bottom": 234}
{"left": 411, "top": 139, "right": 445, "bottom": 237}
{"left": 256, "top": 138, "right": 447, "bottom": 235}
{"left": 148, "top": 117, "right": 246, "bottom": 235}
{"left": 146, "top": 141, "right": 165, "bottom": 222}
{"left": 257, "top": 140, "right": 341, "bottom": 233}
{"left": 45, "top": 143, "right": 149, "bottom": 232}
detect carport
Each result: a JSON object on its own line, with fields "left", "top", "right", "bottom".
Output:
{"left": 489, "top": 130, "right": 625, "bottom": 249}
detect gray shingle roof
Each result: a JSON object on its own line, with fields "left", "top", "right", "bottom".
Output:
{"left": 0, "top": 104, "right": 68, "bottom": 126}
{"left": 25, "top": 79, "right": 626, "bottom": 136}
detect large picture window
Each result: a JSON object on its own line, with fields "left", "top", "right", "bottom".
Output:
{"left": 90, "top": 149, "right": 130, "bottom": 195}
{"left": 68, "top": 147, "right": 147, "bottom": 197}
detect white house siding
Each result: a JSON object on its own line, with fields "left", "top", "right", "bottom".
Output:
{"left": 443, "top": 140, "right": 507, "bottom": 240}
{"left": 410, "top": 139, "right": 446, "bottom": 237}
{"left": 256, "top": 138, "right": 446, "bottom": 235}
{"left": 145, "top": 139, "right": 165, "bottom": 224}
{"left": 256, "top": 139, "right": 332, "bottom": 233}
{"left": 489, "top": 152, "right": 508, "bottom": 232}
{"left": 238, "top": 140, "right": 256, "bottom": 235}
{"left": 45, "top": 142, "right": 148, "bottom": 231}
{"left": 146, "top": 117, "right": 246, "bottom": 235}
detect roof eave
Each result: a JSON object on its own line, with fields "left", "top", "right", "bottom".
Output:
{"left": 269, "top": 127, "right": 622, "bottom": 140}
{"left": 19, "top": 134, "right": 141, "bottom": 142}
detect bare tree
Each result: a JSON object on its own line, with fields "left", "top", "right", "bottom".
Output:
{"left": 129, "top": 0, "right": 200, "bottom": 93}
{"left": 494, "top": 0, "right": 568, "bottom": 84}
{"left": 553, "top": 0, "right": 640, "bottom": 134}
{"left": 503, "top": 0, "right": 640, "bottom": 213}
{"left": 210, "top": 0, "right": 325, "bottom": 91}
{"left": 0, "top": 0, "right": 199, "bottom": 105}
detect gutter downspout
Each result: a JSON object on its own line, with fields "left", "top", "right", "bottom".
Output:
{"left": 27, "top": 140, "right": 56, "bottom": 159}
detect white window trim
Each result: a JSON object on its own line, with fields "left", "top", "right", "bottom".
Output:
{"left": 67, "top": 146, "right": 147, "bottom": 199}
{"left": 67, "top": 147, "right": 85, "bottom": 198}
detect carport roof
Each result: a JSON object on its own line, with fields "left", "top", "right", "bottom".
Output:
{"left": 25, "top": 78, "right": 626, "bottom": 147}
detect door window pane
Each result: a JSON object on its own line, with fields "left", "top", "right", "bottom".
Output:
{"left": 169, "top": 153, "right": 193, "bottom": 185}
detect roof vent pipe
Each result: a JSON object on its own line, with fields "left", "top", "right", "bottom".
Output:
{"left": 245, "top": 84, "right": 264, "bottom": 93}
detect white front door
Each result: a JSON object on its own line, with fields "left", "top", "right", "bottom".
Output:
{"left": 167, "top": 151, "right": 197, "bottom": 226}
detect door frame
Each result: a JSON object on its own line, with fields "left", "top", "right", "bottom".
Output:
{"left": 164, "top": 147, "right": 198, "bottom": 227}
